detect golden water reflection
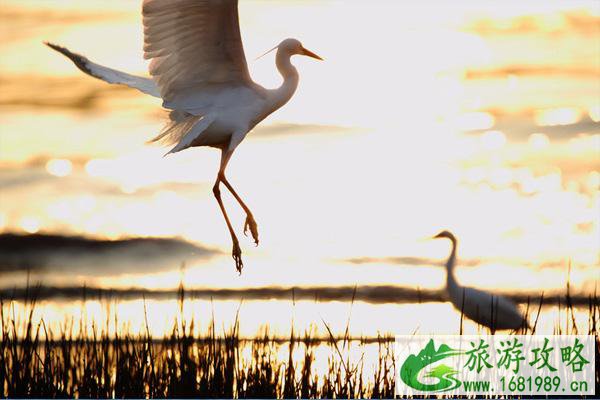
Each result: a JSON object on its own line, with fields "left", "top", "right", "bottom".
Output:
{"left": 0, "top": 1, "right": 598, "bottom": 337}
{"left": 4, "top": 299, "right": 594, "bottom": 339}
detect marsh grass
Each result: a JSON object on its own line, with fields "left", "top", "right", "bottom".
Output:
{"left": 0, "top": 286, "right": 598, "bottom": 398}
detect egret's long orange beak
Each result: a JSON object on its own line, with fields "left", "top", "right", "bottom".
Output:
{"left": 301, "top": 47, "right": 323, "bottom": 61}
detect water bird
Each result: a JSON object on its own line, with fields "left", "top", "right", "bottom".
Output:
{"left": 433, "top": 230, "right": 529, "bottom": 331}
{"left": 45, "top": 0, "right": 322, "bottom": 274}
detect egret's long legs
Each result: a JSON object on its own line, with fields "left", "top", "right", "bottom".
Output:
{"left": 212, "top": 147, "right": 261, "bottom": 273}
{"left": 212, "top": 177, "right": 243, "bottom": 274}
{"left": 221, "top": 177, "right": 259, "bottom": 245}
{"left": 213, "top": 150, "right": 243, "bottom": 273}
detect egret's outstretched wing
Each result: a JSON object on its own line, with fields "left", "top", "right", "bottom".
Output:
{"left": 45, "top": 42, "right": 161, "bottom": 98}
{"left": 142, "top": 0, "right": 252, "bottom": 101}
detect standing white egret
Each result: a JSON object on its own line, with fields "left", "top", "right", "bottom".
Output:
{"left": 433, "top": 230, "right": 529, "bottom": 331}
{"left": 46, "top": 0, "right": 322, "bottom": 273}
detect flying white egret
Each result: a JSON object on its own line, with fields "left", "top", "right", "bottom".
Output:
{"left": 46, "top": 0, "right": 322, "bottom": 273}
{"left": 433, "top": 230, "right": 529, "bottom": 331}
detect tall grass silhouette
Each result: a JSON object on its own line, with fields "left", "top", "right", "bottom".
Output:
{"left": 0, "top": 284, "right": 597, "bottom": 398}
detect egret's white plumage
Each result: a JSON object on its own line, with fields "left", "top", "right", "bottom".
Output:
{"left": 46, "top": 0, "right": 322, "bottom": 273}
{"left": 433, "top": 231, "right": 529, "bottom": 331}
{"left": 44, "top": 43, "right": 161, "bottom": 97}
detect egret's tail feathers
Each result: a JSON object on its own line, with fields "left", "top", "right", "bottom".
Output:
{"left": 155, "top": 113, "right": 216, "bottom": 156}
{"left": 149, "top": 111, "right": 201, "bottom": 145}
{"left": 45, "top": 42, "right": 161, "bottom": 98}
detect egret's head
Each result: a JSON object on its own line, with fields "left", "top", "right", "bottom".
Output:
{"left": 278, "top": 38, "right": 323, "bottom": 60}
{"left": 433, "top": 230, "right": 457, "bottom": 242}
{"left": 256, "top": 38, "right": 323, "bottom": 61}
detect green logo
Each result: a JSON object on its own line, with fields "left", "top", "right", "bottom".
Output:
{"left": 397, "top": 335, "right": 594, "bottom": 396}
{"left": 400, "top": 339, "right": 464, "bottom": 392}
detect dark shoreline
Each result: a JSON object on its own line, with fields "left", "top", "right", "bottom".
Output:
{"left": 0, "top": 283, "right": 594, "bottom": 306}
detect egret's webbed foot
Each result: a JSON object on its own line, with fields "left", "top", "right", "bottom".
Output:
{"left": 243, "top": 214, "right": 259, "bottom": 246}
{"left": 232, "top": 238, "right": 243, "bottom": 274}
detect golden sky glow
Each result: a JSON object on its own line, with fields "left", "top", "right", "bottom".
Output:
{"left": 0, "top": 0, "right": 598, "bottom": 336}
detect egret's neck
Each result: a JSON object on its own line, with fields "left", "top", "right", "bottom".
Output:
{"left": 265, "top": 50, "right": 299, "bottom": 114}
{"left": 445, "top": 238, "right": 459, "bottom": 290}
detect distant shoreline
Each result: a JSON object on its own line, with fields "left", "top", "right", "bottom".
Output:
{"left": 0, "top": 283, "right": 593, "bottom": 306}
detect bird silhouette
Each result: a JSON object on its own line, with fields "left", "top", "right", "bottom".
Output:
{"left": 46, "top": 0, "right": 322, "bottom": 273}
{"left": 433, "top": 230, "right": 529, "bottom": 331}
